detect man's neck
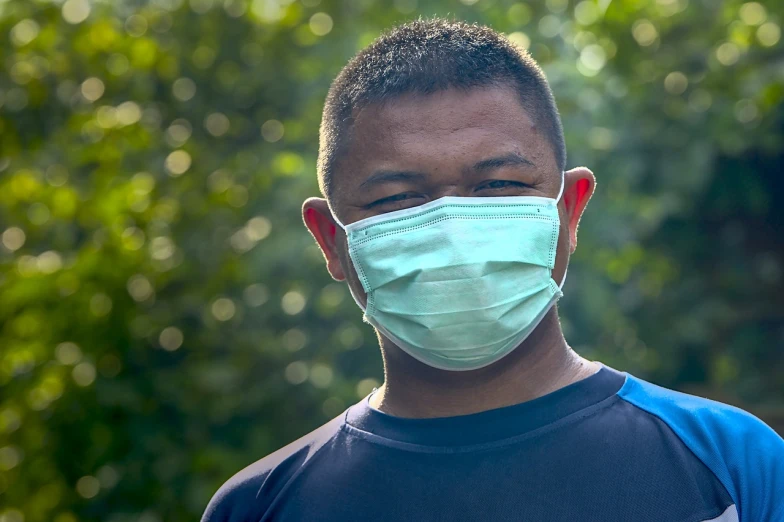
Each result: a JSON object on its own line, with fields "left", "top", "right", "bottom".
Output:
{"left": 368, "top": 309, "right": 598, "bottom": 418}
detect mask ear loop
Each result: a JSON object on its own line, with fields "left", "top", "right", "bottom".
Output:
{"left": 555, "top": 169, "right": 565, "bottom": 203}
{"left": 327, "top": 201, "right": 348, "bottom": 231}
{"left": 555, "top": 171, "right": 568, "bottom": 291}
{"left": 326, "top": 203, "right": 370, "bottom": 312}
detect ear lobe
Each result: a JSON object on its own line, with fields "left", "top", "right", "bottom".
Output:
{"left": 302, "top": 198, "right": 346, "bottom": 281}
{"left": 562, "top": 167, "right": 596, "bottom": 253}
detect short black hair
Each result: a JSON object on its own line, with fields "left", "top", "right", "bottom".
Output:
{"left": 317, "top": 18, "right": 567, "bottom": 201}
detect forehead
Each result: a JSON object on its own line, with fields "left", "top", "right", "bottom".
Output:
{"left": 332, "top": 86, "right": 558, "bottom": 197}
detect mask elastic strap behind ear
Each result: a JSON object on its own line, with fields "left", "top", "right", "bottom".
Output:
{"left": 327, "top": 201, "right": 347, "bottom": 231}
{"left": 326, "top": 202, "right": 367, "bottom": 311}
{"left": 556, "top": 171, "right": 567, "bottom": 290}
{"left": 555, "top": 170, "right": 565, "bottom": 203}
{"left": 558, "top": 265, "right": 568, "bottom": 290}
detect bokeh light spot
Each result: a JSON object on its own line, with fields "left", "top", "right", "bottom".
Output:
{"left": 578, "top": 44, "right": 607, "bottom": 75}
{"left": 90, "top": 293, "right": 113, "bottom": 317}
{"left": 166, "top": 119, "right": 193, "bottom": 146}
{"left": 28, "top": 202, "right": 51, "bottom": 225}
{"left": 394, "top": 0, "right": 417, "bottom": 14}
{"left": 122, "top": 227, "right": 146, "bottom": 251}
{"left": 125, "top": 14, "right": 148, "bottom": 36}
{"left": 46, "top": 165, "right": 69, "bottom": 186}
{"left": 227, "top": 185, "right": 249, "bottom": 207}
{"left": 588, "top": 127, "right": 616, "bottom": 150}
{"left": 97, "top": 465, "right": 120, "bottom": 489}
{"left": 538, "top": 15, "right": 562, "bottom": 38}
{"left": 282, "top": 328, "right": 307, "bottom": 352}
{"left": 172, "top": 77, "right": 196, "bottom": 101}
{"left": 309, "top": 363, "right": 333, "bottom": 388}
{"left": 127, "top": 274, "right": 154, "bottom": 302}
{"left": 62, "top": 0, "right": 91, "bottom": 24}
{"left": 56, "top": 342, "right": 82, "bottom": 365}
{"left": 322, "top": 396, "right": 345, "bottom": 418}
{"left": 107, "top": 53, "right": 131, "bottom": 76}
{"left": 243, "top": 284, "right": 269, "bottom": 307}
{"left": 37, "top": 251, "right": 63, "bottom": 274}
{"left": 0, "top": 446, "right": 22, "bottom": 471}
{"left": 739, "top": 2, "right": 766, "bottom": 26}
{"left": 319, "top": 284, "right": 346, "bottom": 309}
{"left": 507, "top": 32, "right": 530, "bottom": 49}
{"left": 72, "top": 362, "right": 97, "bottom": 387}
{"left": 246, "top": 216, "right": 271, "bottom": 241}
{"left": 574, "top": 1, "right": 600, "bottom": 25}
{"left": 632, "top": 19, "right": 658, "bottom": 46}
{"left": 10, "top": 19, "right": 40, "bottom": 47}
{"left": 165, "top": 150, "right": 192, "bottom": 176}
{"left": 211, "top": 297, "right": 236, "bottom": 321}
{"left": 76, "top": 475, "right": 100, "bottom": 498}
{"left": 0, "top": 409, "right": 22, "bottom": 434}
{"left": 2, "top": 227, "right": 26, "bottom": 251}
{"left": 192, "top": 46, "right": 216, "bottom": 69}
{"left": 204, "top": 112, "right": 230, "bottom": 136}
{"left": 735, "top": 99, "right": 758, "bottom": 123}
{"left": 281, "top": 291, "right": 306, "bottom": 315}
{"left": 757, "top": 22, "right": 780, "bottom": 47}
{"left": 688, "top": 89, "right": 712, "bottom": 112}
{"left": 715, "top": 42, "right": 740, "bottom": 65}
{"left": 309, "top": 13, "right": 333, "bottom": 36}
{"left": 159, "top": 327, "right": 184, "bottom": 351}
{"left": 0, "top": 509, "right": 24, "bottom": 522}
{"left": 81, "top": 77, "right": 105, "bottom": 102}
{"left": 116, "top": 101, "right": 142, "bottom": 125}
{"left": 285, "top": 361, "right": 309, "bottom": 384}
{"left": 337, "top": 324, "right": 363, "bottom": 350}
{"left": 355, "top": 378, "right": 380, "bottom": 398}
{"left": 664, "top": 71, "right": 688, "bottom": 94}
{"left": 150, "top": 236, "right": 175, "bottom": 260}
{"left": 98, "top": 354, "right": 123, "bottom": 378}
{"left": 261, "top": 119, "right": 284, "bottom": 142}
{"left": 507, "top": 4, "right": 532, "bottom": 25}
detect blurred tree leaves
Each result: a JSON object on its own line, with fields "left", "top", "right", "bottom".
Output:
{"left": 0, "top": 0, "right": 782, "bottom": 520}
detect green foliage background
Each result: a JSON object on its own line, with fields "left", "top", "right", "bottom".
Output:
{"left": 0, "top": 0, "right": 782, "bottom": 520}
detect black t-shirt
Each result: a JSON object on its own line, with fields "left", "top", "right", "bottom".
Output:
{"left": 202, "top": 365, "right": 784, "bottom": 521}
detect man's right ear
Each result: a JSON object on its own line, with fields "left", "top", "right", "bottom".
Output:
{"left": 302, "top": 197, "right": 346, "bottom": 281}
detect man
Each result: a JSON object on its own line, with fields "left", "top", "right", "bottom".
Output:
{"left": 203, "top": 19, "right": 783, "bottom": 521}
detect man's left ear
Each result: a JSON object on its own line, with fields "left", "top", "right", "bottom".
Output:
{"left": 562, "top": 167, "right": 596, "bottom": 253}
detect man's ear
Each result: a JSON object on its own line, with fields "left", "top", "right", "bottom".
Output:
{"left": 562, "top": 167, "right": 596, "bottom": 253}
{"left": 302, "top": 197, "right": 346, "bottom": 281}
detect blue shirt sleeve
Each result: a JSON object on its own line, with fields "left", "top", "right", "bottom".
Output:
{"left": 618, "top": 374, "right": 784, "bottom": 522}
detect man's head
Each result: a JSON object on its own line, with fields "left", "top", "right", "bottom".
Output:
{"left": 317, "top": 18, "right": 566, "bottom": 204}
{"left": 303, "top": 18, "right": 595, "bottom": 372}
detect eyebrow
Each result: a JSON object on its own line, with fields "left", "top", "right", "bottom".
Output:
{"left": 359, "top": 170, "right": 426, "bottom": 190}
{"left": 472, "top": 152, "right": 535, "bottom": 172}
{"left": 358, "top": 152, "right": 535, "bottom": 190}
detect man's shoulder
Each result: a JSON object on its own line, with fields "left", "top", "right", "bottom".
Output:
{"left": 617, "top": 371, "right": 784, "bottom": 521}
{"left": 201, "top": 413, "right": 346, "bottom": 522}
{"left": 617, "top": 372, "right": 779, "bottom": 443}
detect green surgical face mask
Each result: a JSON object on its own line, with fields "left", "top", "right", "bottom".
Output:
{"left": 332, "top": 173, "right": 566, "bottom": 371}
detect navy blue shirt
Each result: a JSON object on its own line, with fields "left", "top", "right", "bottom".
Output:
{"left": 202, "top": 365, "right": 784, "bottom": 521}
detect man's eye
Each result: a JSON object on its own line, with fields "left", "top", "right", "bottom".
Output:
{"left": 478, "top": 180, "right": 528, "bottom": 191}
{"left": 367, "top": 193, "right": 419, "bottom": 208}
